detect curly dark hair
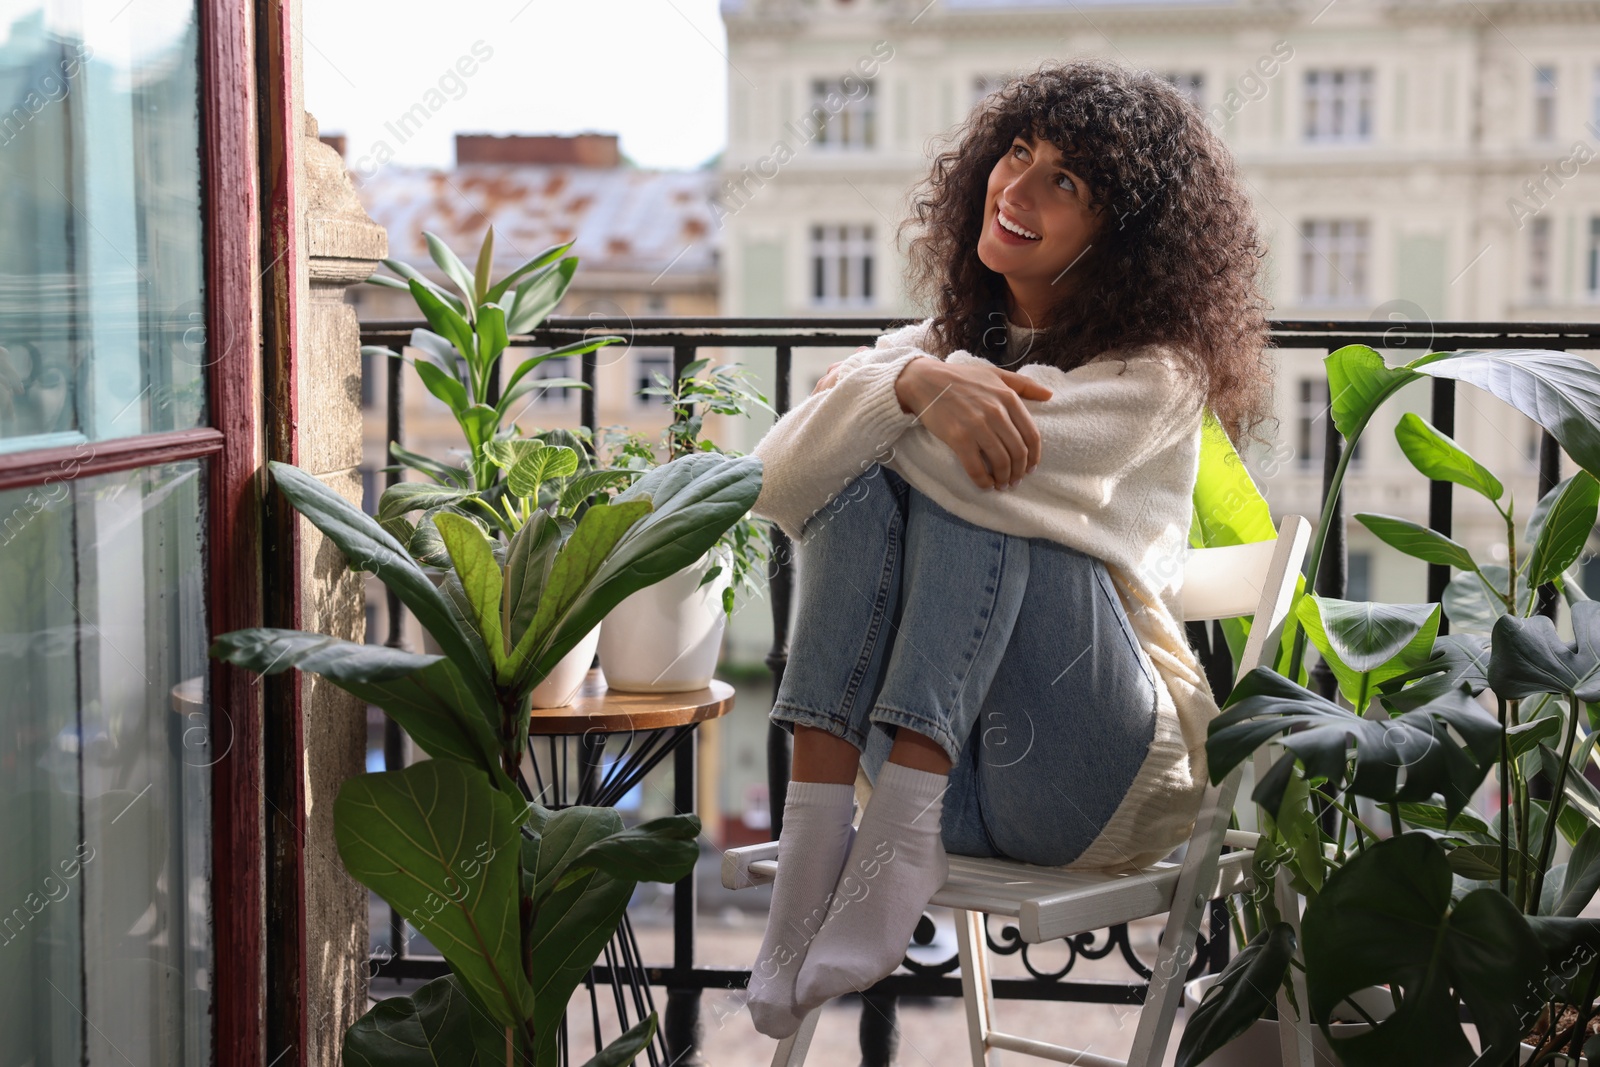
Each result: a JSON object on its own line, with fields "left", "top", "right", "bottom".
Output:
{"left": 901, "top": 58, "right": 1276, "bottom": 445}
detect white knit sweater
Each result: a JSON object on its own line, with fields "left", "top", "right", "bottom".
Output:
{"left": 751, "top": 319, "right": 1218, "bottom": 872}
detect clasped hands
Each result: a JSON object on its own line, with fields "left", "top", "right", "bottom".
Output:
{"left": 813, "top": 347, "right": 1051, "bottom": 491}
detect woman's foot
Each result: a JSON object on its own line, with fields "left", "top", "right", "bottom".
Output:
{"left": 745, "top": 780, "right": 857, "bottom": 1039}
{"left": 793, "top": 760, "right": 950, "bottom": 1008}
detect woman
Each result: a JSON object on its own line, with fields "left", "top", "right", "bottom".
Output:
{"left": 741, "top": 59, "right": 1275, "bottom": 1040}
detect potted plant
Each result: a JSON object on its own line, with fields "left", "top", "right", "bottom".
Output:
{"left": 212, "top": 446, "right": 761, "bottom": 1066}
{"left": 1177, "top": 342, "right": 1600, "bottom": 1067}
{"left": 591, "top": 355, "right": 775, "bottom": 693}
{"left": 362, "top": 229, "right": 646, "bottom": 706}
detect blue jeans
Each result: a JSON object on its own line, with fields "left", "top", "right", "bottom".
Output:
{"left": 770, "top": 464, "right": 1159, "bottom": 867}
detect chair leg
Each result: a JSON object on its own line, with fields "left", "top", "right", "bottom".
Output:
{"left": 1127, "top": 884, "right": 1208, "bottom": 1064}
{"left": 1273, "top": 868, "right": 1317, "bottom": 1067}
{"left": 770, "top": 1005, "right": 822, "bottom": 1067}
{"left": 954, "top": 908, "right": 1000, "bottom": 1066}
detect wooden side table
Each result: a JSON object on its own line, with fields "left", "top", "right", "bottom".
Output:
{"left": 526, "top": 668, "right": 735, "bottom": 1067}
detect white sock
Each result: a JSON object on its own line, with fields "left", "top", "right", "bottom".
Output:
{"left": 793, "top": 760, "right": 950, "bottom": 1009}
{"left": 745, "top": 780, "right": 857, "bottom": 1039}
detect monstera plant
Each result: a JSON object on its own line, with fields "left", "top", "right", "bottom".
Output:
{"left": 211, "top": 450, "right": 762, "bottom": 1066}
{"left": 1178, "top": 344, "right": 1600, "bottom": 1067}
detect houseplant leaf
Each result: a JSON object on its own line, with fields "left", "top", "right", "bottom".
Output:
{"left": 1441, "top": 564, "right": 1534, "bottom": 635}
{"left": 1174, "top": 923, "right": 1296, "bottom": 1067}
{"left": 410, "top": 277, "right": 476, "bottom": 361}
{"left": 266, "top": 461, "right": 493, "bottom": 696}
{"left": 1301, "top": 833, "right": 1545, "bottom": 1066}
{"left": 1392, "top": 411, "right": 1504, "bottom": 503}
{"left": 505, "top": 257, "right": 578, "bottom": 335}
{"left": 484, "top": 239, "right": 572, "bottom": 306}
{"left": 434, "top": 512, "right": 506, "bottom": 669}
{"left": 1295, "top": 596, "right": 1441, "bottom": 710}
{"left": 378, "top": 257, "right": 466, "bottom": 316}
{"left": 425, "top": 230, "right": 480, "bottom": 310}
{"left": 1354, "top": 512, "right": 1478, "bottom": 572}
{"left": 499, "top": 336, "right": 625, "bottom": 414}
{"left": 503, "top": 511, "right": 562, "bottom": 648}
{"left": 549, "top": 814, "right": 701, "bottom": 894}
{"left": 1488, "top": 601, "right": 1600, "bottom": 702}
{"left": 526, "top": 867, "right": 631, "bottom": 1067}
{"left": 334, "top": 760, "right": 533, "bottom": 1027}
{"left": 1376, "top": 632, "right": 1491, "bottom": 711}
{"left": 1417, "top": 348, "right": 1600, "bottom": 478}
{"left": 1325, "top": 345, "right": 1423, "bottom": 441}
{"left": 529, "top": 806, "right": 624, "bottom": 906}
{"left": 343, "top": 973, "right": 509, "bottom": 1067}
{"left": 473, "top": 226, "right": 495, "bottom": 304}
{"left": 1526, "top": 470, "right": 1600, "bottom": 590}
{"left": 1209, "top": 667, "right": 1498, "bottom": 820}
{"left": 578, "top": 1016, "right": 656, "bottom": 1067}
{"left": 507, "top": 445, "right": 580, "bottom": 500}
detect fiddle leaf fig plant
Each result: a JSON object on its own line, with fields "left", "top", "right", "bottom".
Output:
{"left": 1182, "top": 354, "right": 1600, "bottom": 1065}
{"left": 211, "top": 450, "right": 761, "bottom": 1066}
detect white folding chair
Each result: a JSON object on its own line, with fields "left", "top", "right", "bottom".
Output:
{"left": 723, "top": 515, "right": 1314, "bottom": 1066}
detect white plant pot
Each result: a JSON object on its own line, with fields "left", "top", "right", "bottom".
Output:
{"left": 528, "top": 622, "right": 602, "bottom": 709}
{"left": 1183, "top": 975, "right": 1395, "bottom": 1066}
{"left": 598, "top": 545, "right": 732, "bottom": 693}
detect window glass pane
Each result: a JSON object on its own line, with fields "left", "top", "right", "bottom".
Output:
{"left": 0, "top": 460, "right": 211, "bottom": 1067}
{"left": 0, "top": 5, "right": 206, "bottom": 452}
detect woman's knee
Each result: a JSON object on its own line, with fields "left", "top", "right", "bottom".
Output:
{"left": 798, "top": 462, "right": 907, "bottom": 544}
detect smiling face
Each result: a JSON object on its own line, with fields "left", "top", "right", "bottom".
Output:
{"left": 976, "top": 131, "right": 1103, "bottom": 327}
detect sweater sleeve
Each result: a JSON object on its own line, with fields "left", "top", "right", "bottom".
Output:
{"left": 884, "top": 346, "right": 1204, "bottom": 571}
{"left": 749, "top": 326, "right": 937, "bottom": 541}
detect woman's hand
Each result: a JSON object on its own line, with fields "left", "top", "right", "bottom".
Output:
{"left": 893, "top": 358, "right": 1053, "bottom": 490}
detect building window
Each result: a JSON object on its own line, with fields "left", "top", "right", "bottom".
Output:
{"left": 1347, "top": 551, "right": 1372, "bottom": 602}
{"left": 1296, "top": 377, "right": 1362, "bottom": 470}
{"left": 1529, "top": 216, "right": 1553, "bottom": 304}
{"left": 1535, "top": 66, "right": 1558, "bottom": 141}
{"left": 1299, "top": 220, "right": 1370, "bottom": 305}
{"left": 1162, "top": 71, "right": 1205, "bottom": 108}
{"left": 810, "top": 77, "right": 875, "bottom": 149}
{"left": 1588, "top": 216, "right": 1600, "bottom": 300}
{"left": 1304, "top": 69, "right": 1374, "bottom": 142}
{"left": 811, "top": 224, "right": 875, "bottom": 307}
{"left": 634, "top": 349, "right": 674, "bottom": 407}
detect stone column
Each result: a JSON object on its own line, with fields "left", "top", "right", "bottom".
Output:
{"left": 297, "top": 110, "right": 387, "bottom": 1067}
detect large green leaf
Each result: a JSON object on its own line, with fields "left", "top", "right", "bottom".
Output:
{"left": 507, "top": 445, "right": 580, "bottom": 500}
{"left": 485, "top": 240, "right": 573, "bottom": 306}
{"left": 527, "top": 867, "right": 632, "bottom": 1067}
{"left": 208, "top": 630, "right": 508, "bottom": 790}
{"left": 1553, "top": 826, "right": 1600, "bottom": 917}
{"left": 1417, "top": 348, "right": 1600, "bottom": 479}
{"left": 1441, "top": 564, "right": 1533, "bottom": 635}
{"left": 1302, "top": 834, "right": 1545, "bottom": 1065}
{"left": 549, "top": 814, "right": 701, "bottom": 895}
{"left": 541, "top": 453, "right": 762, "bottom": 681}
{"left": 210, "top": 628, "right": 438, "bottom": 683}
{"left": 477, "top": 302, "right": 509, "bottom": 371}
{"left": 344, "top": 974, "right": 510, "bottom": 1067}
{"left": 473, "top": 228, "right": 495, "bottom": 304}
{"left": 1392, "top": 411, "right": 1504, "bottom": 503}
{"left": 267, "top": 462, "right": 492, "bottom": 694}
{"left": 1296, "top": 596, "right": 1440, "bottom": 710}
{"left": 1488, "top": 601, "right": 1600, "bottom": 701}
{"left": 530, "top": 806, "right": 624, "bottom": 905}
{"left": 1325, "top": 345, "right": 1423, "bottom": 441}
{"left": 557, "top": 468, "right": 645, "bottom": 514}
{"left": 434, "top": 513, "right": 505, "bottom": 669}
{"left": 1376, "top": 633, "right": 1491, "bottom": 712}
{"left": 334, "top": 761, "right": 533, "bottom": 1027}
{"left": 378, "top": 482, "right": 473, "bottom": 541}
{"left": 1526, "top": 470, "right": 1600, "bottom": 589}
{"left": 410, "top": 278, "right": 476, "bottom": 362}
{"left": 1174, "top": 924, "right": 1296, "bottom": 1067}
{"left": 379, "top": 257, "right": 466, "bottom": 316}
{"left": 505, "top": 258, "right": 578, "bottom": 335}
{"left": 504, "top": 499, "right": 653, "bottom": 686}
{"left": 578, "top": 1016, "right": 657, "bottom": 1067}
{"left": 503, "top": 511, "right": 562, "bottom": 650}
{"left": 425, "top": 230, "right": 480, "bottom": 311}
{"left": 1188, "top": 410, "right": 1283, "bottom": 674}
{"left": 413, "top": 359, "right": 469, "bottom": 417}
{"left": 1209, "top": 668, "right": 1499, "bottom": 820}
{"left": 1354, "top": 512, "right": 1478, "bottom": 572}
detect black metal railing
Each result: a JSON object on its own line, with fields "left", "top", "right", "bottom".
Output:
{"left": 358, "top": 315, "right": 1600, "bottom": 1067}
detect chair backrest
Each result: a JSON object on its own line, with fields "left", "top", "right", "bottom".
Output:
{"left": 1180, "top": 516, "right": 1312, "bottom": 684}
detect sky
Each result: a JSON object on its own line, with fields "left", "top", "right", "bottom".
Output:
{"left": 302, "top": 0, "right": 729, "bottom": 172}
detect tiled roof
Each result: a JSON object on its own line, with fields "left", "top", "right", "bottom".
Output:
{"left": 354, "top": 165, "right": 720, "bottom": 279}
